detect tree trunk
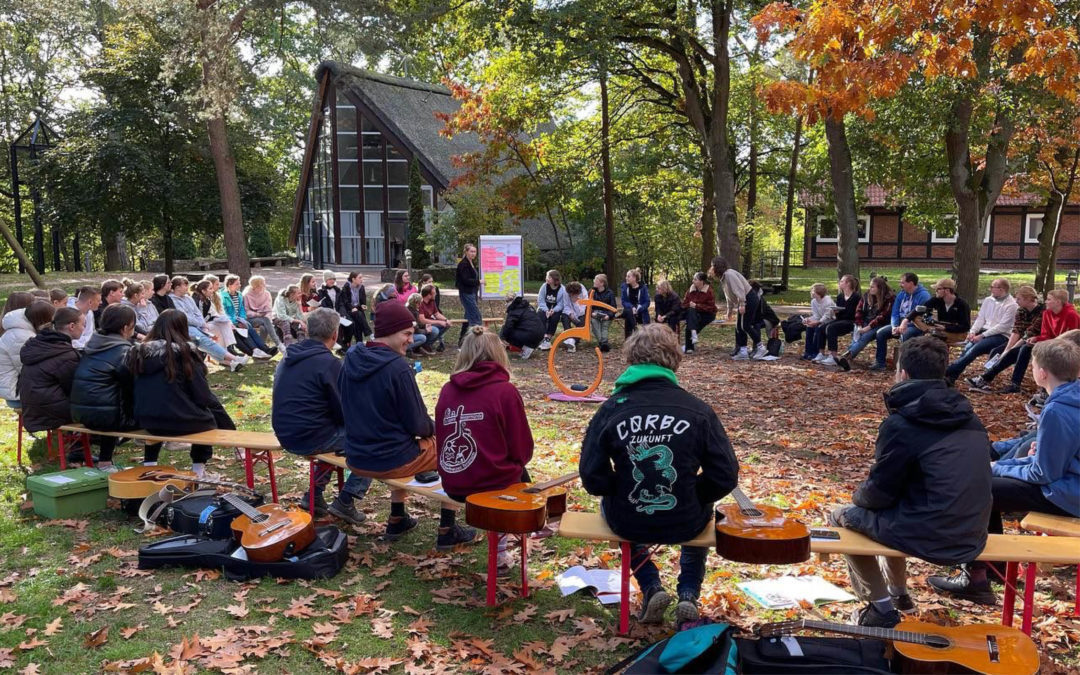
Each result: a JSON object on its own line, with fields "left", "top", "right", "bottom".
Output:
{"left": 699, "top": 151, "right": 716, "bottom": 272}
{"left": 710, "top": 0, "right": 740, "bottom": 264}
{"left": 1035, "top": 147, "right": 1079, "bottom": 294}
{"left": 599, "top": 67, "right": 617, "bottom": 283}
{"left": 163, "top": 208, "right": 176, "bottom": 277}
{"left": 824, "top": 115, "right": 859, "bottom": 279}
{"left": 782, "top": 113, "right": 803, "bottom": 290}
{"left": 104, "top": 232, "right": 126, "bottom": 271}
{"left": 742, "top": 117, "right": 758, "bottom": 277}
{"left": 206, "top": 113, "right": 250, "bottom": 283}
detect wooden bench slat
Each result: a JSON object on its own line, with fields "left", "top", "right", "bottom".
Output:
{"left": 808, "top": 527, "right": 1080, "bottom": 564}
{"left": 311, "top": 453, "right": 458, "bottom": 506}
{"left": 60, "top": 424, "right": 281, "bottom": 450}
{"left": 1021, "top": 512, "right": 1080, "bottom": 538}
{"left": 559, "top": 511, "right": 715, "bottom": 548}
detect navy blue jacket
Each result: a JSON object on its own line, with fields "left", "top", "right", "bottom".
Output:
{"left": 339, "top": 342, "right": 434, "bottom": 472}
{"left": 272, "top": 339, "right": 344, "bottom": 453}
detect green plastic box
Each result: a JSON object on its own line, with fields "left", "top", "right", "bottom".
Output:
{"left": 27, "top": 467, "right": 109, "bottom": 519}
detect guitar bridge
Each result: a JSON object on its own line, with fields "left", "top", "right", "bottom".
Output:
{"left": 986, "top": 634, "right": 999, "bottom": 663}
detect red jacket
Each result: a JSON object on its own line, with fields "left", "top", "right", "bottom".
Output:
{"left": 1037, "top": 302, "right": 1080, "bottom": 342}
{"left": 435, "top": 361, "right": 534, "bottom": 497}
{"left": 682, "top": 286, "right": 718, "bottom": 315}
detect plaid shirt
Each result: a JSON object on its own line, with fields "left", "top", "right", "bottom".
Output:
{"left": 1012, "top": 303, "right": 1045, "bottom": 339}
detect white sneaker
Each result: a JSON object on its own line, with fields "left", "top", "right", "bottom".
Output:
{"left": 812, "top": 353, "right": 827, "bottom": 363}
{"left": 681, "top": 345, "right": 687, "bottom": 353}
{"left": 565, "top": 339, "right": 576, "bottom": 353}
{"left": 732, "top": 348, "right": 750, "bottom": 361}
{"left": 252, "top": 348, "right": 272, "bottom": 359}
{"left": 98, "top": 464, "right": 122, "bottom": 474}
{"left": 752, "top": 345, "right": 768, "bottom": 360}
{"left": 228, "top": 356, "right": 248, "bottom": 372}
{"left": 521, "top": 346, "right": 534, "bottom": 360}
{"left": 820, "top": 355, "right": 837, "bottom": 367}
{"left": 691, "top": 330, "right": 699, "bottom": 345}
{"left": 539, "top": 338, "right": 552, "bottom": 351}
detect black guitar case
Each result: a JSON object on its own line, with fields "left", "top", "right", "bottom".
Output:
{"left": 137, "top": 526, "right": 348, "bottom": 581}
{"left": 164, "top": 492, "right": 265, "bottom": 540}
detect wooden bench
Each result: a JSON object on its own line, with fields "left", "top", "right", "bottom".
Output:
{"left": 447, "top": 317, "right": 503, "bottom": 326}
{"left": 1021, "top": 512, "right": 1080, "bottom": 617}
{"left": 557, "top": 512, "right": 1080, "bottom": 636}
{"left": 59, "top": 424, "right": 282, "bottom": 502}
{"left": 558, "top": 511, "right": 716, "bottom": 634}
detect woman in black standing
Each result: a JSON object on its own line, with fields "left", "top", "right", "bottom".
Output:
{"left": 455, "top": 243, "right": 481, "bottom": 346}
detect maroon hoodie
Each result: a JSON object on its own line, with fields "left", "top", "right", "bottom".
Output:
{"left": 435, "top": 360, "right": 534, "bottom": 497}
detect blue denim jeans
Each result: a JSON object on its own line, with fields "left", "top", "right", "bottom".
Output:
{"left": 874, "top": 324, "right": 922, "bottom": 367}
{"left": 407, "top": 333, "right": 427, "bottom": 352}
{"left": 992, "top": 429, "right": 1037, "bottom": 462}
{"left": 188, "top": 327, "right": 228, "bottom": 362}
{"left": 803, "top": 325, "right": 823, "bottom": 358}
{"left": 631, "top": 544, "right": 709, "bottom": 600}
{"left": 288, "top": 427, "right": 371, "bottom": 502}
{"left": 460, "top": 290, "right": 482, "bottom": 326}
{"left": 945, "top": 333, "right": 1007, "bottom": 380}
{"left": 846, "top": 327, "right": 877, "bottom": 358}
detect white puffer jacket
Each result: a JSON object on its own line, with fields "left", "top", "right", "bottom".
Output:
{"left": 0, "top": 309, "right": 36, "bottom": 401}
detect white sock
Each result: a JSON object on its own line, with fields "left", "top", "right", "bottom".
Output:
{"left": 872, "top": 596, "right": 895, "bottom": 613}
{"left": 143, "top": 461, "right": 158, "bottom": 466}
{"left": 691, "top": 330, "right": 698, "bottom": 340}
{"left": 191, "top": 463, "right": 206, "bottom": 478}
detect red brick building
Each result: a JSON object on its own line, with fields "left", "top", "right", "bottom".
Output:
{"left": 803, "top": 186, "right": 1080, "bottom": 269}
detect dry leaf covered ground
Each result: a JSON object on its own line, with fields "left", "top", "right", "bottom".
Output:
{"left": 0, "top": 322, "right": 1077, "bottom": 674}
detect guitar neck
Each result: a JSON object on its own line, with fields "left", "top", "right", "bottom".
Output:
{"left": 524, "top": 472, "right": 579, "bottom": 493}
{"left": 730, "top": 488, "right": 762, "bottom": 515}
{"left": 220, "top": 493, "right": 265, "bottom": 521}
{"left": 797, "top": 620, "right": 937, "bottom": 646}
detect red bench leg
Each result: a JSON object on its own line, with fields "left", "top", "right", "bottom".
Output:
{"left": 243, "top": 448, "right": 256, "bottom": 490}
{"left": 80, "top": 433, "right": 93, "bottom": 467}
{"left": 619, "top": 541, "right": 631, "bottom": 635}
{"left": 264, "top": 450, "right": 278, "bottom": 503}
{"left": 308, "top": 461, "right": 318, "bottom": 517}
{"left": 15, "top": 410, "right": 22, "bottom": 466}
{"left": 1002, "top": 561, "right": 1019, "bottom": 627}
{"left": 1074, "top": 564, "right": 1079, "bottom": 617}
{"left": 58, "top": 430, "right": 67, "bottom": 470}
{"left": 520, "top": 534, "right": 528, "bottom": 598}
{"left": 1021, "top": 563, "right": 1037, "bottom": 635}
{"left": 243, "top": 448, "right": 279, "bottom": 502}
{"left": 486, "top": 531, "right": 498, "bottom": 607}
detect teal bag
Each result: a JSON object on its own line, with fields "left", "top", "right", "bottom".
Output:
{"left": 608, "top": 622, "right": 737, "bottom": 674}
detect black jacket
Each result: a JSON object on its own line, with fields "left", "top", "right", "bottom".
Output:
{"left": 580, "top": 374, "right": 739, "bottom": 544}
{"left": 924, "top": 296, "right": 972, "bottom": 333}
{"left": 273, "top": 339, "right": 344, "bottom": 453}
{"left": 339, "top": 342, "right": 434, "bottom": 472}
{"left": 500, "top": 297, "right": 545, "bottom": 349}
{"left": 70, "top": 333, "right": 136, "bottom": 431}
{"left": 834, "top": 292, "right": 862, "bottom": 322}
{"left": 844, "top": 379, "right": 991, "bottom": 565}
{"left": 591, "top": 287, "right": 617, "bottom": 320}
{"left": 337, "top": 284, "right": 366, "bottom": 317}
{"left": 455, "top": 258, "right": 479, "bottom": 294}
{"left": 317, "top": 284, "right": 340, "bottom": 311}
{"left": 18, "top": 330, "right": 81, "bottom": 432}
{"left": 654, "top": 292, "right": 683, "bottom": 323}
{"left": 150, "top": 293, "right": 174, "bottom": 315}
{"left": 129, "top": 340, "right": 234, "bottom": 435}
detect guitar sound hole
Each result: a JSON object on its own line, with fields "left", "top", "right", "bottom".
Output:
{"left": 925, "top": 635, "right": 950, "bottom": 649}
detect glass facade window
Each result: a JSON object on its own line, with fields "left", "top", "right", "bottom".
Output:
{"left": 362, "top": 135, "right": 382, "bottom": 159}
{"left": 337, "top": 134, "right": 358, "bottom": 159}
{"left": 339, "top": 161, "right": 359, "bottom": 186}
{"left": 386, "top": 161, "right": 409, "bottom": 186}
{"left": 362, "top": 162, "right": 384, "bottom": 184}
{"left": 336, "top": 106, "right": 357, "bottom": 132}
{"left": 388, "top": 187, "right": 410, "bottom": 212}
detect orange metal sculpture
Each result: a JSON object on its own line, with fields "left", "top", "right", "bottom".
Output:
{"left": 546, "top": 291, "right": 618, "bottom": 397}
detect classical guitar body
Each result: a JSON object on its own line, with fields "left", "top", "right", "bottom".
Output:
{"left": 715, "top": 490, "right": 810, "bottom": 564}
{"left": 108, "top": 466, "right": 196, "bottom": 499}
{"left": 229, "top": 503, "right": 315, "bottom": 563}
{"left": 465, "top": 473, "right": 577, "bottom": 534}
{"left": 891, "top": 622, "right": 1039, "bottom": 675}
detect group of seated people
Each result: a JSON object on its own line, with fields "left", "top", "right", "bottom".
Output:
{"left": 499, "top": 257, "right": 780, "bottom": 361}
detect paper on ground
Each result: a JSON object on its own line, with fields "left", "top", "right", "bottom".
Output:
{"left": 759, "top": 355, "right": 781, "bottom": 361}
{"left": 738, "top": 575, "right": 856, "bottom": 609}
{"left": 557, "top": 566, "right": 636, "bottom": 605}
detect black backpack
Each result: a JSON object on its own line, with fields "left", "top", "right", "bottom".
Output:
{"left": 781, "top": 315, "right": 807, "bottom": 343}
{"left": 736, "top": 636, "right": 893, "bottom": 673}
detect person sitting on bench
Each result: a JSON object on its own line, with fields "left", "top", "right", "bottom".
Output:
{"left": 828, "top": 336, "right": 992, "bottom": 627}
{"left": 944, "top": 278, "right": 1016, "bottom": 384}
{"left": 500, "top": 294, "right": 545, "bottom": 360}
{"left": 923, "top": 278, "right": 972, "bottom": 335}
{"left": 272, "top": 308, "right": 370, "bottom": 525}
{"left": 436, "top": 326, "right": 535, "bottom": 570}
{"left": 579, "top": 323, "right": 739, "bottom": 628}
{"left": 929, "top": 337, "right": 1080, "bottom": 604}
{"left": 339, "top": 302, "right": 478, "bottom": 550}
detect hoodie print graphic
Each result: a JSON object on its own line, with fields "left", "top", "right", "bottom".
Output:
{"left": 628, "top": 442, "right": 678, "bottom": 514}
{"left": 440, "top": 404, "right": 485, "bottom": 473}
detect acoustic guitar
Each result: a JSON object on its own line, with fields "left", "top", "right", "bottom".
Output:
{"left": 108, "top": 466, "right": 197, "bottom": 499}
{"left": 759, "top": 619, "right": 1039, "bottom": 675}
{"left": 465, "top": 472, "right": 578, "bottom": 534}
{"left": 714, "top": 488, "right": 810, "bottom": 564}
{"left": 222, "top": 493, "right": 315, "bottom": 563}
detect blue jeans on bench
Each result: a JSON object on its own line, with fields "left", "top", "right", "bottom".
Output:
{"left": 289, "top": 427, "right": 371, "bottom": 504}
{"left": 945, "top": 333, "right": 1007, "bottom": 381}
{"left": 631, "top": 544, "right": 709, "bottom": 600}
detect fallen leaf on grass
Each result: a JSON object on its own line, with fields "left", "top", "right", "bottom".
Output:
{"left": 83, "top": 626, "right": 109, "bottom": 649}
{"left": 544, "top": 608, "right": 574, "bottom": 624}
{"left": 43, "top": 617, "right": 62, "bottom": 636}
{"left": 513, "top": 605, "right": 538, "bottom": 622}
{"left": 223, "top": 604, "right": 249, "bottom": 619}
{"left": 120, "top": 624, "right": 146, "bottom": 639}
{"left": 372, "top": 616, "right": 394, "bottom": 639}
{"left": 17, "top": 637, "right": 46, "bottom": 650}
{"left": 18, "top": 664, "right": 41, "bottom": 675}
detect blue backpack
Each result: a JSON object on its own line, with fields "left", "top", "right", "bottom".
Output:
{"left": 608, "top": 623, "right": 737, "bottom": 674}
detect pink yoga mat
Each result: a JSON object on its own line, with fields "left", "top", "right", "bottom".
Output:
{"left": 547, "top": 392, "right": 608, "bottom": 403}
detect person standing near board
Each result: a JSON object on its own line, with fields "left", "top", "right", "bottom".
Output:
{"left": 456, "top": 243, "right": 481, "bottom": 347}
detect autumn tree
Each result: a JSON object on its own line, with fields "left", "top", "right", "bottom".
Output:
{"left": 755, "top": 0, "right": 1080, "bottom": 299}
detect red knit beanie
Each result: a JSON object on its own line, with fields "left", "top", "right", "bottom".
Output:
{"left": 374, "top": 302, "right": 415, "bottom": 338}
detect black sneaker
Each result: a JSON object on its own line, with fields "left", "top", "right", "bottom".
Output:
{"left": 436, "top": 342, "right": 445, "bottom": 353}
{"left": 966, "top": 375, "right": 993, "bottom": 393}
{"left": 927, "top": 568, "right": 997, "bottom": 605}
{"left": 852, "top": 603, "right": 901, "bottom": 627}
{"left": 300, "top": 492, "right": 329, "bottom": 516}
{"left": 637, "top": 586, "right": 671, "bottom": 623}
{"left": 599, "top": 342, "right": 610, "bottom": 353}
{"left": 381, "top": 514, "right": 418, "bottom": 541}
{"left": 674, "top": 592, "right": 700, "bottom": 627}
{"left": 891, "top": 592, "right": 916, "bottom": 613}
{"left": 1000, "top": 382, "right": 1021, "bottom": 394}
{"left": 869, "top": 363, "right": 888, "bottom": 372}
{"left": 436, "top": 524, "right": 479, "bottom": 551}
{"left": 414, "top": 470, "right": 440, "bottom": 484}
{"left": 837, "top": 356, "right": 851, "bottom": 372}
{"left": 327, "top": 496, "right": 366, "bottom": 525}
